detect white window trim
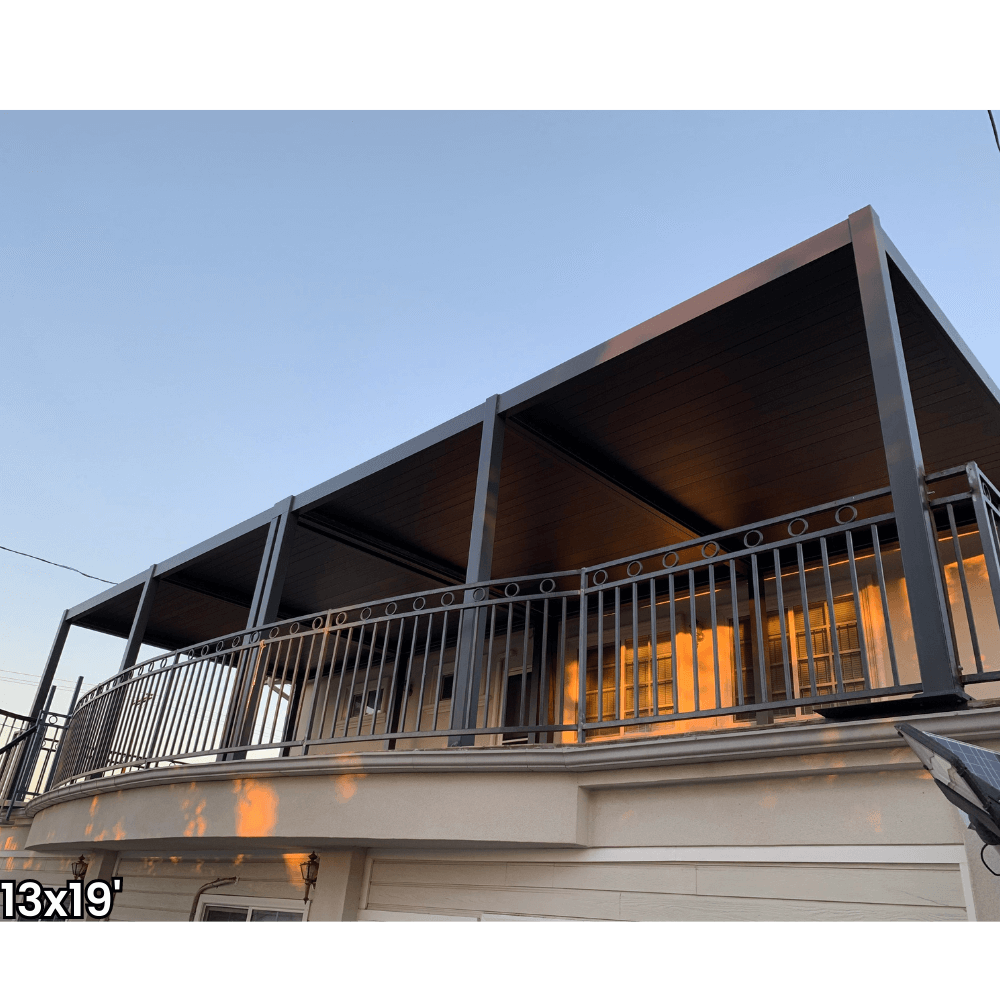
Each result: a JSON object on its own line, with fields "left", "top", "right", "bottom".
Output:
{"left": 196, "top": 892, "right": 310, "bottom": 922}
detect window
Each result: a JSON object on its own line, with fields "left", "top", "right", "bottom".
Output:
{"left": 736, "top": 593, "right": 868, "bottom": 712}
{"left": 585, "top": 637, "right": 673, "bottom": 734}
{"left": 197, "top": 893, "right": 307, "bottom": 922}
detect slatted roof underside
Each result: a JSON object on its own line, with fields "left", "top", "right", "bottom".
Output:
{"left": 68, "top": 240, "right": 1000, "bottom": 654}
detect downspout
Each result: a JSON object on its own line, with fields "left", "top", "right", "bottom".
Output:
{"left": 188, "top": 876, "right": 239, "bottom": 921}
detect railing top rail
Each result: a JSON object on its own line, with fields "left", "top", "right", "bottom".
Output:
{"left": 926, "top": 464, "right": 973, "bottom": 483}
{"left": 70, "top": 472, "right": 981, "bottom": 719}
{"left": 0, "top": 709, "right": 34, "bottom": 724}
{"left": 582, "top": 483, "right": 898, "bottom": 575}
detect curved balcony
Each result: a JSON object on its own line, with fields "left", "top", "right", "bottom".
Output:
{"left": 45, "top": 464, "right": 1000, "bottom": 791}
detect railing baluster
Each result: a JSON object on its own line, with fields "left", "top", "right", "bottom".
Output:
{"left": 819, "top": 537, "right": 844, "bottom": 694}
{"left": 669, "top": 573, "right": 679, "bottom": 714}
{"left": 730, "top": 560, "right": 744, "bottom": 707}
{"left": 596, "top": 588, "right": 604, "bottom": 724}
{"left": 432, "top": 610, "right": 450, "bottom": 731}
{"left": 342, "top": 625, "right": 368, "bottom": 738}
{"left": 709, "top": 563, "right": 720, "bottom": 711}
{"left": 329, "top": 627, "right": 356, "bottom": 740}
{"left": 773, "top": 549, "right": 793, "bottom": 702}
{"left": 946, "top": 502, "right": 983, "bottom": 675}
{"left": 750, "top": 553, "right": 768, "bottom": 704}
{"left": 302, "top": 619, "right": 332, "bottom": 743}
{"left": 796, "top": 542, "right": 818, "bottom": 698}
{"left": 844, "top": 529, "right": 873, "bottom": 689}
{"left": 689, "top": 569, "right": 699, "bottom": 714}
{"left": 870, "top": 525, "right": 900, "bottom": 688}
{"left": 480, "top": 604, "right": 498, "bottom": 730}
{"left": 650, "top": 577, "right": 660, "bottom": 718}
{"left": 539, "top": 598, "right": 551, "bottom": 736}
{"left": 370, "top": 619, "right": 393, "bottom": 737}
{"left": 357, "top": 621, "right": 380, "bottom": 737}
{"left": 631, "top": 582, "right": 640, "bottom": 719}
{"left": 519, "top": 601, "right": 531, "bottom": 729}
{"left": 613, "top": 588, "right": 621, "bottom": 722}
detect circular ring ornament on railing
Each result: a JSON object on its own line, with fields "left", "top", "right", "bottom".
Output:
{"left": 232, "top": 637, "right": 242, "bottom": 648}
{"left": 269, "top": 627, "right": 280, "bottom": 638}
{"left": 701, "top": 542, "right": 720, "bottom": 559}
{"left": 312, "top": 617, "right": 324, "bottom": 630}
{"left": 335, "top": 612, "right": 348, "bottom": 626}
{"left": 504, "top": 583, "right": 520, "bottom": 598}
{"left": 289, "top": 621, "right": 301, "bottom": 633}
{"left": 662, "top": 552, "right": 680, "bottom": 569}
{"left": 743, "top": 530, "right": 764, "bottom": 548}
{"left": 540, "top": 578, "right": 556, "bottom": 593}
{"left": 592, "top": 570, "right": 608, "bottom": 585}
{"left": 413, "top": 597, "right": 426, "bottom": 611}
{"left": 472, "top": 588, "right": 486, "bottom": 602}
{"left": 360, "top": 607, "right": 372, "bottom": 621}
{"left": 216, "top": 641, "right": 225, "bottom": 652}
{"left": 384, "top": 602, "right": 397, "bottom": 616}
{"left": 835, "top": 505, "right": 858, "bottom": 524}
{"left": 251, "top": 631, "right": 260, "bottom": 643}
{"left": 787, "top": 518, "right": 809, "bottom": 537}
{"left": 441, "top": 592, "right": 455, "bottom": 606}
{"left": 626, "top": 561, "right": 643, "bottom": 577}
{"left": 200, "top": 646, "right": 210, "bottom": 657}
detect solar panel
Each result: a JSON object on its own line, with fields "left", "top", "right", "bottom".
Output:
{"left": 925, "top": 733, "right": 1000, "bottom": 793}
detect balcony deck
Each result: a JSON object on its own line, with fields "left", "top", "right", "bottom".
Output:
{"left": 0, "top": 463, "right": 993, "bottom": 811}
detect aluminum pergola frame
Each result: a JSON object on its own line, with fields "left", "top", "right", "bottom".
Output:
{"left": 28, "top": 205, "right": 997, "bottom": 720}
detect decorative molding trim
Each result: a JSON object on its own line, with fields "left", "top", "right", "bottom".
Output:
{"left": 25, "top": 705, "right": 1000, "bottom": 819}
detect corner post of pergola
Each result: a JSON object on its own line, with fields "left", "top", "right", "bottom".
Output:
{"left": 252, "top": 496, "right": 298, "bottom": 629}
{"left": 224, "top": 496, "right": 297, "bottom": 758}
{"left": 28, "top": 609, "right": 72, "bottom": 722}
{"left": 118, "top": 564, "right": 159, "bottom": 673}
{"left": 449, "top": 395, "right": 505, "bottom": 746}
{"left": 849, "top": 205, "right": 963, "bottom": 700}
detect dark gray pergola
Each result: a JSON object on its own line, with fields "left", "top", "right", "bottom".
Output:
{"left": 29, "top": 206, "right": 1000, "bottom": 720}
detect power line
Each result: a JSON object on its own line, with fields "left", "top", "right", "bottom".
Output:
{"left": 0, "top": 544, "right": 118, "bottom": 586}
{"left": 990, "top": 111, "right": 1000, "bottom": 155}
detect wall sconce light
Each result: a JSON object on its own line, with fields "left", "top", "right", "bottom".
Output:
{"left": 71, "top": 855, "right": 89, "bottom": 880}
{"left": 300, "top": 852, "right": 320, "bottom": 901}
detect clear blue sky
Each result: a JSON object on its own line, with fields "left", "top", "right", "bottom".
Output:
{"left": 2, "top": 111, "right": 999, "bottom": 713}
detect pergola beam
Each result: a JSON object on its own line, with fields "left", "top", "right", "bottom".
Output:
{"left": 509, "top": 416, "right": 719, "bottom": 540}
{"left": 297, "top": 514, "right": 464, "bottom": 587}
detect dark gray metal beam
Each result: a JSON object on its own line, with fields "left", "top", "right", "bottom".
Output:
{"left": 161, "top": 573, "right": 253, "bottom": 610}
{"left": 451, "top": 397, "right": 506, "bottom": 743}
{"left": 292, "top": 404, "right": 485, "bottom": 515}
{"left": 297, "top": 514, "right": 464, "bottom": 586}
{"left": 509, "top": 416, "right": 718, "bottom": 540}
{"left": 464, "top": 396, "right": 506, "bottom": 586}
{"left": 118, "top": 565, "right": 159, "bottom": 673}
{"left": 849, "top": 206, "right": 963, "bottom": 699}
{"left": 880, "top": 231, "right": 1000, "bottom": 412}
{"left": 28, "top": 610, "right": 71, "bottom": 720}
{"left": 246, "top": 514, "right": 281, "bottom": 629}
{"left": 498, "top": 220, "right": 852, "bottom": 415}
{"left": 255, "top": 497, "right": 297, "bottom": 628}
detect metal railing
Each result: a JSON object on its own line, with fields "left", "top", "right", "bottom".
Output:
{"left": 1, "top": 696, "right": 72, "bottom": 815}
{"left": 40, "top": 464, "right": 1000, "bottom": 788}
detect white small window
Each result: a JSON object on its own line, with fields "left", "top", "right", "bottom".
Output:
{"left": 197, "top": 892, "right": 308, "bottom": 922}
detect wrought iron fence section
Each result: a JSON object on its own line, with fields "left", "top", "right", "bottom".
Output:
{"left": 40, "top": 468, "right": 1000, "bottom": 790}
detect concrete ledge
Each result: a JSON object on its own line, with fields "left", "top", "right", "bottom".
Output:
{"left": 25, "top": 705, "right": 1000, "bottom": 819}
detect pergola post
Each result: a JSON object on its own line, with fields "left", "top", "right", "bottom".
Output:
{"left": 849, "top": 206, "right": 963, "bottom": 700}
{"left": 224, "top": 497, "right": 296, "bottom": 758}
{"left": 118, "top": 565, "right": 158, "bottom": 673}
{"left": 28, "top": 610, "right": 71, "bottom": 721}
{"left": 247, "top": 497, "right": 297, "bottom": 629}
{"left": 449, "top": 396, "right": 505, "bottom": 746}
